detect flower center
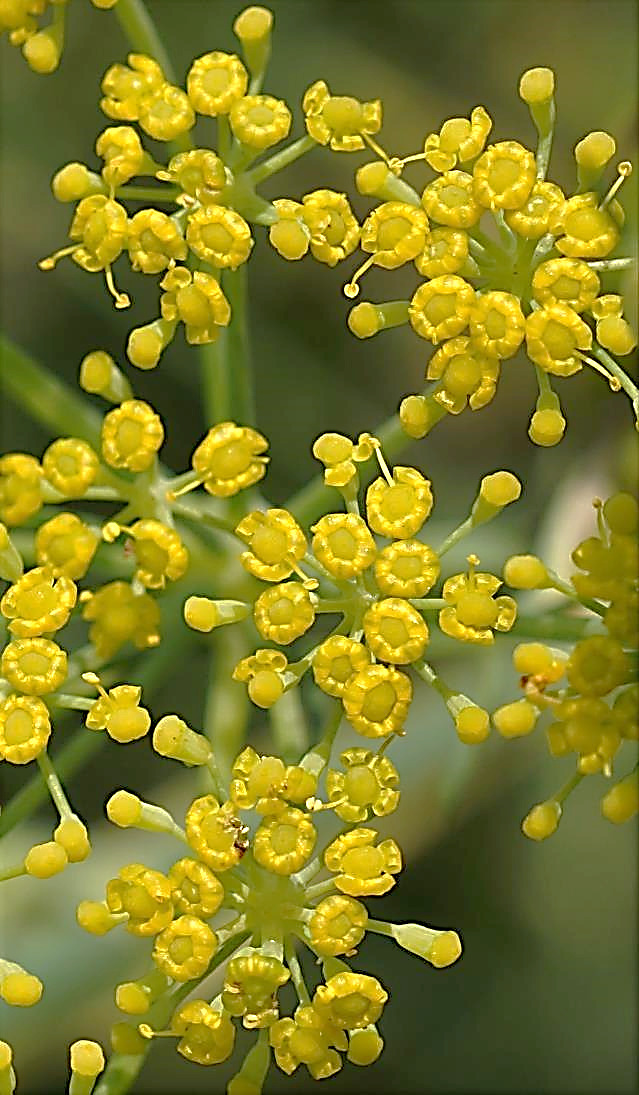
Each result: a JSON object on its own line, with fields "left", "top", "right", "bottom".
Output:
{"left": 455, "top": 591, "right": 498, "bottom": 628}
{"left": 361, "top": 682, "right": 396, "bottom": 721}
{"left": 344, "top": 766, "right": 378, "bottom": 806}
{"left": 4, "top": 709, "right": 35, "bottom": 745}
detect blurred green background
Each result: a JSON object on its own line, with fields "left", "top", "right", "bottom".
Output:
{"left": 1, "top": 1, "right": 637, "bottom": 1093}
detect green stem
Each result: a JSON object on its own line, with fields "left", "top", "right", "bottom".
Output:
{"left": 199, "top": 327, "right": 232, "bottom": 424}
{"left": 269, "top": 687, "right": 311, "bottom": 763}
{"left": 554, "top": 770, "right": 584, "bottom": 805}
{"left": 225, "top": 265, "right": 255, "bottom": 425}
{"left": 591, "top": 345, "right": 639, "bottom": 420}
{"left": 93, "top": 931, "right": 251, "bottom": 1095}
{"left": 587, "top": 258, "right": 634, "bottom": 271}
{"left": 247, "top": 135, "right": 317, "bottom": 185}
{"left": 116, "top": 185, "right": 181, "bottom": 203}
{"left": 36, "top": 749, "right": 73, "bottom": 819}
{"left": 509, "top": 613, "right": 598, "bottom": 641}
{"left": 0, "top": 334, "right": 102, "bottom": 446}
{"left": 113, "top": 0, "right": 177, "bottom": 83}
{"left": 203, "top": 627, "right": 251, "bottom": 782}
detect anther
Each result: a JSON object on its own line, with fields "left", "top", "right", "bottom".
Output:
{"left": 371, "top": 440, "right": 394, "bottom": 486}
{"left": 343, "top": 253, "right": 377, "bottom": 299}
{"left": 38, "top": 244, "right": 80, "bottom": 271}
{"left": 577, "top": 352, "right": 622, "bottom": 391}
{"left": 600, "top": 161, "right": 632, "bottom": 209}
{"left": 104, "top": 265, "right": 131, "bottom": 310}
{"left": 362, "top": 133, "right": 393, "bottom": 165}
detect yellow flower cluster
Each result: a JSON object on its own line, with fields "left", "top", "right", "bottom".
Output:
{"left": 496, "top": 492, "right": 638, "bottom": 838}
{"left": 75, "top": 706, "right": 462, "bottom": 1086}
{"left": 345, "top": 67, "right": 637, "bottom": 443}
{"left": 184, "top": 429, "right": 522, "bottom": 747}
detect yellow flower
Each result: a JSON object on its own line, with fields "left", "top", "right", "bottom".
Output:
{"left": 312, "top": 636, "right": 371, "bottom": 698}
{"left": 41, "top": 438, "right": 99, "bottom": 498}
{"left": 160, "top": 266, "right": 231, "bottom": 345}
{"left": 313, "top": 971, "right": 388, "bottom": 1030}
{"left": 421, "top": 171, "right": 481, "bottom": 228}
{"left": 0, "top": 694, "right": 51, "bottom": 764}
{"left": 531, "top": 258, "right": 600, "bottom": 313}
{"left": 1, "top": 565, "right": 76, "bottom": 637}
{"left": 127, "top": 210, "right": 187, "bottom": 274}
{"left": 186, "top": 205, "right": 253, "bottom": 269}
{"left": 106, "top": 862, "right": 173, "bottom": 936}
{"left": 366, "top": 466, "right": 433, "bottom": 539}
{"left": 185, "top": 795, "right": 248, "bottom": 871}
{"left": 159, "top": 149, "right": 227, "bottom": 203}
{"left": 415, "top": 227, "right": 469, "bottom": 278}
{"left": 253, "top": 581, "right": 316, "bottom": 644}
{"left": 307, "top": 895, "right": 368, "bottom": 956}
{"left": 95, "top": 125, "right": 146, "bottom": 189}
{"left": 229, "top": 93, "right": 292, "bottom": 150}
{"left": 362, "top": 597, "right": 429, "bottom": 664}
{"left": 120, "top": 519, "right": 189, "bottom": 589}
{"left": 100, "top": 53, "right": 165, "bottom": 121}
{"left": 0, "top": 453, "right": 43, "bottom": 526}
{"left": 423, "top": 106, "right": 492, "bottom": 171}
{"left": 229, "top": 745, "right": 316, "bottom": 813}
{"left": 85, "top": 683, "right": 151, "bottom": 743}
{"left": 270, "top": 1005, "right": 346, "bottom": 1079}
{"left": 311, "top": 431, "right": 376, "bottom": 487}
{"left": 311, "top": 512, "right": 376, "bottom": 579}
{"left": 167, "top": 858, "right": 224, "bottom": 919}
{"left": 253, "top": 806, "right": 317, "bottom": 874}
{"left": 152, "top": 915, "right": 218, "bottom": 981}
{"left": 222, "top": 950, "right": 290, "bottom": 1028}
{"left": 171, "top": 1000, "right": 235, "bottom": 1064}
{"left": 439, "top": 565, "right": 517, "bottom": 644}
{"left": 374, "top": 539, "right": 440, "bottom": 597}
{"left": 360, "top": 202, "right": 429, "bottom": 268}
{"left": 191, "top": 421, "right": 268, "bottom": 497}
{"left": 269, "top": 198, "right": 314, "bottom": 261}
{"left": 525, "top": 304, "right": 592, "bottom": 377}
{"left": 469, "top": 291, "right": 525, "bottom": 359}
{"left": 186, "top": 51, "right": 248, "bottom": 116}
{"left": 324, "top": 827, "right": 402, "bottom": 896}
{"left": 138, "top": 84, "right": 195, "bottom": 142}
{"left": 302, "top": 190, "right": 360, "bottom": 266}
{"left": 235, "top": 508, "right": 307, "bottom": 582}
{"left": 232, "top": 649, "right": 289, "bottom": 709}
{"left": 472, "top": 140, "right": 536, "bottom": 210}
{"left": 504, "top": 180, "right": 565, "bottom": 239}
{"left": 81, "top": 581, "right": 161, "bottom": 659}
{"left": 302, "top": 79, "right": 382, "bottom": 152}
{"left": 550, "top": 192, "right": 620, "bottom": 258}
{"left": 326, "top": 747, "right": 399, "bottom": 823}
{"left": 101, "top": 399, "right": 164, "bottom": 472}
{"left": 1, "top": 637, "right": 67, "bottom": 695}
{"left": 409, "top": 275, "right": 475, "bottom": 343}
{"left": 425, "top": 336, "right": 497, "bottom": 413}
{"left": 342, "top": 664, "right": 412, "bottom": 738}
{"left": 67, "top": 195, "right": 128, "bottom": 271}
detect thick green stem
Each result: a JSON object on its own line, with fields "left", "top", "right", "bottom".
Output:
{"left": 199, "top": 328, "right": 232, "bottom": 424}
{"left": 591, "top": 345, "right": 639, "bottom": 420}
{"left": 0, "top": 335, "right": 102, "bottom": 446}
{"left": 247, "top": 135, "right": 317, "bottom": 185}
{"left": 509, "top": 613, "right": 598, "bottom": 642}
{"left": 269, "top": 687, "right": 311, "bottom": 763}
{"left": 203, "top": 627, "right": 251, "bottom": 782}
{"left": 226, "top": 265, "right": 255, "bottom": 425}
{"left": 113, "top": 0, "right": 176, "bottom": 83}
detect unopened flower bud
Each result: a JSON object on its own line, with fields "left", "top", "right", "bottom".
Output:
{"left": 522, "top": 800, "right": 561, "bottom": 840}
{"left": 184, "top": 596, "right": 251, "bottom": 633}
{"left": 390, "top": 922, "right": 462, "bottom": 967}
{"left": 152, "top": 714, "right": 212, "bottom": 766}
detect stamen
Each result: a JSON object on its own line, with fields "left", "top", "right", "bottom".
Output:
{"left": 343, "top": 253, "right": 377, "bottom": 299}
{"left": 38, "top": 244, "right": 80, "bottom": 271}
{"left": 104, "top": 265, "right": 131, "bottom": 310}
{"left": 362, "top": 133, "right": 393, "bottom": 165}
{"left": 289, "top": 558, "right": 319, "bottom": 590}
{"left": 388, "top": 151, "right": 426, "bottom": 175}
{"left": 166, "top": 477, "right": 202, "bottom": 501}
{"left": 600, "top": 161, "right": 632, "bottom": 209}
{"left": 137, "top": 1024, "right": 180, "bottom": 1040}
{"left": 81, "top": 671, "right": 110, "bottom": 704}
{"left": 578, "top": 352, "right": 622, "bottom": 391}
{"left": 305, "top": 795, "right": 347, "bottom": 812}
{"left": 467, "top": 553, "right": 480, "bottom": 585}
{"left": 372, "top": 440, "right": 394, "bottom": 486}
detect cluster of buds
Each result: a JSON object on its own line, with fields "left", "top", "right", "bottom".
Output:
{"left": 494, "top": 492, "right": 638, "bottom": 838}
{"left": 343, "top": 67, "right": 637, "bottom": 443}
{"left": 0, "top": 0, "right": 118, "bottom": 75}
{"left": 184, "top": 428, "right": 523, "bottom": 747}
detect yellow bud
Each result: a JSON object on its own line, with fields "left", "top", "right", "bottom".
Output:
{"left": 24, "top": 841, "right": 68, "bottom": 879}
{"left": 234, "top": 5, "right": 273, "bottom": 41}
{"left": 269, "top": 219, "right": 308, "bottom": 260}
{"left": 519, "top": 67, "right": 555, "bottom": 104}
{"left": 575, "top": 131, "right": 616, "bottom": 171}
{"left": 348, "top": 302, "right": 380, "bottom": 339}
{"left": 601, "top": 773, "right": 638, "bottom": 824}
{"left": 106, "top": 790, "right": 142, "bottom": 828}
{"left": 0, "top": 1041, "right": 12, "bottom": 1069}
{"left": 0, "top": 972, "right": 43, "bottom": 1007}
{"left": 53, "top": 816, "right": 91, "bottom": 862}
{"left": 455, "top": 705, "right": 490, "bottom": 744}
{"left": 52, "top": 163, "right": 102, "bottom": 202}
{"left": 247, "top": 670, "right": 285, "bottom": 708}
{"left": 528, "top": 408, "right": 566, "bottom": 446}
{"left": 347, "top": 1026, "right": 384, "bottom": 1065}
{"left": 76, "top": 901, "right": 122, "bottom": 935}
{"left": 512, "top": 642, "right": 554, "bottom": 676}
{"left": 479, "top": 471, "right": 521, "bottom": 508}
{"left": 127, "top": 325, "right": 164, "bottom": 371}
{"left": 522, "top": 800, "right": 561, "bottom": 841}
{"left": 184, "top": 596, "right": 250, "bottom": 632}
{"left": 355, "top": 161, "right": 390, "bottom": 196}
{"left": 70, "top": 1040, "right": 105, "bottom": 1078}
{"left": 596, "top": 316, "right": 637, "bottom": 356}
{"left": 23, "top": 30, "right": 61, "bottom": 74}
{"left": 503, "top": 554, "right": 549, "bottom": 589}
{"left": 152, "top": 714, "right": 212, "bottom": 766}
{"left": 493, "top": 699, "right": 538, "bottom": 738}
{"left": 390, "top": 922, "right": 462, "bottom": 967}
